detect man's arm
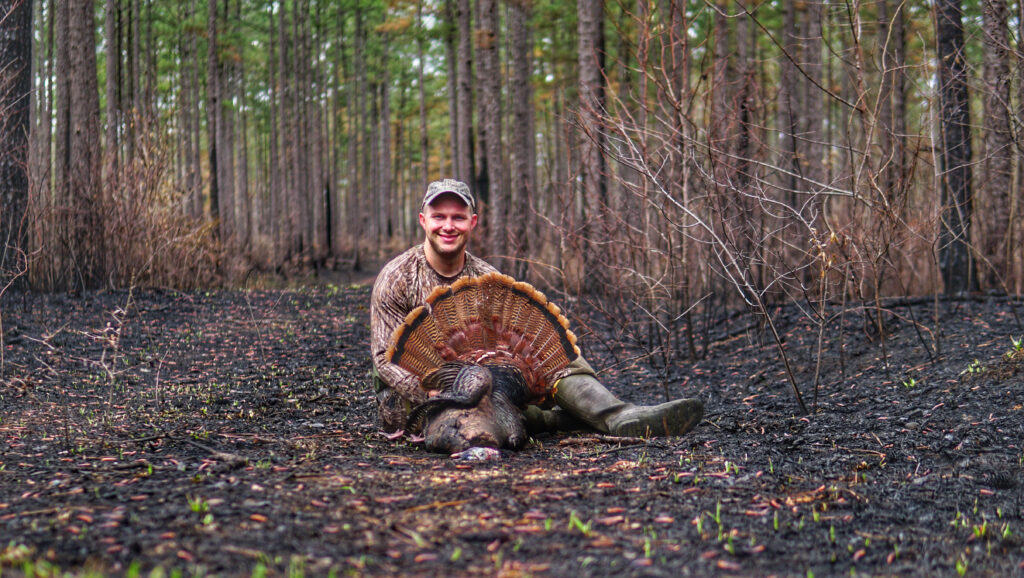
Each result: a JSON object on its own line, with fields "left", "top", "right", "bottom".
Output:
{"left": 369, "top": 266, "right": 428, "bottom": 405}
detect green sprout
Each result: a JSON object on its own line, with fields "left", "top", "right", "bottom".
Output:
{"left": 567, "top": 511, "right": 592, "bottom": 536}
{"left": 972, "top": 520, "right": 988, "bottom": 539}
{"left": 961, "top": 359, "right": 985, "bottom": 376}
{"left": 187, "top": 494, "right": 209, "bottom": 515}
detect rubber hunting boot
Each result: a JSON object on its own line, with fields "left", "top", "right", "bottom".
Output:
{"left": 553, "top": 373, "right": 704, "bottom": 437}
{"left": 522, "top": 405, "right": 587, "bottom": 435}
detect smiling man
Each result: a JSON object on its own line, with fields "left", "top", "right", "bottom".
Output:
{"left": 369, "top": 178, "right": 704, "bottom": 437}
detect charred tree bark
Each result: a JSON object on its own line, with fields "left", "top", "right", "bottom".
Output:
{"left": 935, "top": 0, "right": 977, "bottom": 294}
{"left": 777, "top": 0, "right": 799, "bottom": 206}
{"left": 800, "top": 1, "right": 824, "bottom": 202}
{"left": 416, "top": 0, "right": 429, "bottom": 191}
{"left": 57, "top": 0, "right": 103, "bottom": 290}
{"left": 379, "top": 42, "right": 393, "bottom": 247}
{"left": 0, "top": 0, "right": 32, "bottom": 288}
{"left": 508, "top": 0, "right": 534, "bottom": 280}
{"left": 980, "top": 0, "right": 1012, "bottom": 288}
{"left": 103, "top": 0, "right": 120, "bottom": 181}
{"left": 455, "top": 0, "right": 474, "bottom": 184}
{"left": 235, "top": 0, "right": 251, "bottom": 251}
{"left": 576, "top": 0, "right": 606, "bottom": 292}
{"left": 218, "top": 0, "right": 236, "bottom": 256}
{"left": 267, "top": 1, "right": 280, "bottom": 261}
{"left": 478, "top": 0, "right": 503, "bottom": 264}
{"left": 206, "top": 0, "right": 221, "bottom": 241}
{"left": 877, "top": 0, "right": 907, "bottom": 205}
{"left": 443, "top": 0, "right": 457, "bottom": 177}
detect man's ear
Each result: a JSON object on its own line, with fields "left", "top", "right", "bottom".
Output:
{"left": 470, "top": 213, "right": 479, "bottom": 229}
{"left": 418, "top": 212, "right": 427, "bottom": 230}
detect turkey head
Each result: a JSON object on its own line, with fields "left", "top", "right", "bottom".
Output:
{"left": 386, "top": 273, "right": 579, "bottom": 453}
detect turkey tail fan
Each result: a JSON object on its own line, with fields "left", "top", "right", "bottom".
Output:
{"left": 386, "top": 272, "right": 580, "bottom": 400}
{"left": 386, "top": 306, "right": 448, "bottom": 378}
{"left": 497, "top": 278, "right": 579, "bottom": 389}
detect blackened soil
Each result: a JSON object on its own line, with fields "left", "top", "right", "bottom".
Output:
{"left": 1, "top": 285, "right": 1023, "bottom": 577}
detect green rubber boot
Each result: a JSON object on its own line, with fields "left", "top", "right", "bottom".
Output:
{"left": 522, "top": 406, "right": 587, "bottom": 435}
{"left": 553, "top": 372, "right": 703, "bottom": 437}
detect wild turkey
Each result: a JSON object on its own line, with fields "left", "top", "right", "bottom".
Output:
{"left": 386, "top": 272, "right": 580, "bottom": 452}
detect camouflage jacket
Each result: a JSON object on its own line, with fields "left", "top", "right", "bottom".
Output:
{"left": 369, "top": 244, "right": 497, "bottom": 431}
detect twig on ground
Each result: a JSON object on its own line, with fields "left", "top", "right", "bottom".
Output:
{"left": 182, "top": 438, "right": 249, "bottom": 468}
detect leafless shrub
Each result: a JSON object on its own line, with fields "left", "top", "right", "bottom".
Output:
{"left": 546, "top": 3, "right": 965, "bottom": 413}
{"left": 29, "top": 116, "right": 220, "bottom": 291}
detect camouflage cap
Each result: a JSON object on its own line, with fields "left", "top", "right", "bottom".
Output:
{"left": 423, "top": 179, "right": 475, "bottom": 211}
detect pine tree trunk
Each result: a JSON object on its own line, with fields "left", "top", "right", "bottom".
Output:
{"left": 0, "top": 0, "right": 32, "bottom": 287}
{"left": 877, "top": 0, "right": 906, "bottom": 203}
{"left": 236, "top": 0, "right": 250, "bottom": 250}
{"left": 478, "top": 0, "right": 503, "bottom": 264}
{"left": 778, "top": 0, "right": 799, "bottom": 206}
{"left": 206, "top": 0, "right": 220, "bottom": 241}
{"left": 417, "top": 0, "right": 429, "bottom": 191}
{"left": 369, "top": 84, "right": 381, "bottom": 248}
{"left": 218, "top": 0, "right": 236, "bottom": 255}
{"left": 126, "top": 0, "right": 137, "bottom": 159}
{"left": 379, "top": 43, "right": 393, "bottom": 247}
{"left": 1017, "top": 2, "right": 1024, "bottom": 294}
{"left": 801, "top": 1, "right": 824, "bottom": 196}
{"left": 142, "top": 0, "right": 155, "bottom": 120}
{"left": 103, "top": 0, "right": 119, "bottom": 182}
{"left": 415, "top": 0, "right": 428, "bottom": 188}
{"left": 188, "top": 0, "right": 202, "bottom": 218}
{"left": 330, "top": 4, "right": 345, "bottom": 259}
{"left": 576, "top": 0, "right": 606, "bottom": 292}
{"left": 267, "top": 1, "right": 280, "bottom": 262}
{"left": 455, "top": 0, "right": 474, "bottom": 184}
{"left": 444, "top": 0, "right": 457, "bottom": 177}
{"left": 980, "top": 0, "right": 1012, "bottom": 288}
{"left": 349, "top": 10, "right": 365, "bottom": 268}
{"left": 64, "top": 0, "right": 103, "bottom": 289}
{"left": 176, "top": 0, "right": 188, "bottom": 205}
{"left": 308, "top": 0, "right": 326, "bottom": 262}
{"left": 508, "top": 0, "right": 534, "bottom": 280}
{"left": 935, "top": 0, "right": 977, "bottom": 294}
{"left": 28, "top": 0, "right": 53, "bottom": 281}
{"left": 663, "top": 0, "right": 692, "bottom": 359}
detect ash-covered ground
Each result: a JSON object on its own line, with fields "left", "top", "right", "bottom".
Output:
{"left": 1, "top": 285, "right": 1022, "bottom": 576}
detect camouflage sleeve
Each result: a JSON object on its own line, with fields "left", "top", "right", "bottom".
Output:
{"left": 369, "top": 261, "right": 428, "bottom": 405}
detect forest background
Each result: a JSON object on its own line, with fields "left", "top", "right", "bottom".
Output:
{"left": 1, "top": 0, "right": 1023, "bottom": 352}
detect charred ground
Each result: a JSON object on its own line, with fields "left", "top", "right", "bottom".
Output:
{"left": 1, "top": 283, "right": 1023, "bottom": 576}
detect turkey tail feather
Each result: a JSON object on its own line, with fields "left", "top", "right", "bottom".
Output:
{"left": 386, "top": 272, "right": 580, "bottom": 403}
{"left": 387, "top": 306, "right": 446, "bottom": 376}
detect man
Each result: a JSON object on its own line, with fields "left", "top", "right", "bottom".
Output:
{"left": 370, "top": 178, "right": 704, "bottom": 437}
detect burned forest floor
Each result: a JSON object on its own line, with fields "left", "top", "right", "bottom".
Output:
{"left": 1, "top": 280, "right": 1023, "bottom": 577}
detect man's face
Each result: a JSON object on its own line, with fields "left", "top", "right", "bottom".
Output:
{"left": 419, "top": 194, "right": 478, "bottom": 259}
